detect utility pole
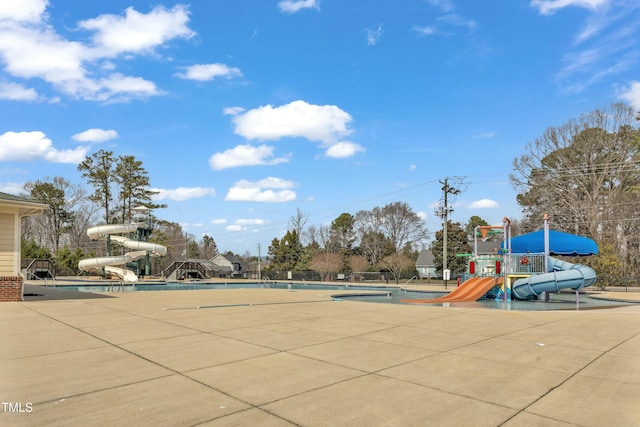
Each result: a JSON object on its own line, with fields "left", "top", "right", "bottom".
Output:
{"left": 184, "top": 232, "right": 188, "bottom": 261}
{"left": 437, "top": 177, "right": 461, "bottom": 288}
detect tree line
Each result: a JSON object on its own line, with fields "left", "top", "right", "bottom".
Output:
{"left": 511, "top": 102, "right": 640, "bottom": 284}
{"left": 20, "top": 149, "right": 219, "bottom": 276}
{"left": 264, "top": 204, "right": 431, "bottom": 283}
{"left": 19, "top": 102, "right": 640, "bottom": 284}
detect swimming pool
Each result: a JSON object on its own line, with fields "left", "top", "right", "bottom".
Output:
{"left": 342, "top": 288, "right": 633, "bottom": 311}
{"left": 49, "top": 281, "right": 634, "bottom": 311}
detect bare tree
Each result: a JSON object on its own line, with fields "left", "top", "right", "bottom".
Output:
{"left": 23, "top": 176, "right": 86, "bottom": 253}
{"left": 67, "top": 203, "right": 100, "bottom": 247}
{"left": 309, "top": 252, "right": 343, "bottom": 281}
{"left": 355, "top": 209, "right": 392, "bottom": 266}
{"left": 377, "top": 202, "right": 429, "bottom": 252}
{"left": 510, "top": 102, "right": 640, "bottom": 280}
{"left": 380, "top": 252, "right": 415, "bottom": 284}
{"left": 354, "top": 202, "right": 427, "bottom": 266}
{"left": 349, "top": 255, "right": 370, "bottom": 275}
{"left": 289, "top": 207, "right": 308, "bottom": 242}
{"left": 511, "top": 103, "right": 639, "bottom": 235}
{"left": 306, "top": 224, "right": 332, "bottom": 251}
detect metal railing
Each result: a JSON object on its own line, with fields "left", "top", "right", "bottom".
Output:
{"left": 165, "top": 261, "right": 214, "bottom": 280}
{"left": 506, "top": 253, "right": 545, "bottom": 274}
{"left": 404, "top": 276, "right": 418, "bottom": 286}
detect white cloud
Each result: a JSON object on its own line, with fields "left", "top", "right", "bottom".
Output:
{"left": 225, "top": 177, "right": 296, "bottom": 202}
{"left": 530, "top": 0, "right": 609, "bottom": 15}
{"left": 0, "top": 0, "right": 48, "bottom": 23}
{"left": 414, "top": 26, "right": 438, "bottom": 36}
{"left": 473, "top": 131, "right": 496, "bottom": 139}
{"left": 365, "top": 24, "right": 383, "bottom": 46}
{"left": 223, "top": 106, "right": 245, "bottom": 116}
{"left": 278, "top": 0, "right": 320, "bottom": 14}
{"left": 151, "top": 186, "right": 216, "bottom": 201}
{"left": 574, "top": 9, "right": 610, "bottom": 44}
{"left": 209, "top": 144, "right": 290, "bottom": 170}
{"left": 437, "top": 14, "right": 477, "bottom": 32}
{"left": 72, "top": 128, "right": 118, "bottom": 143}
{"left": 226, "top": 219, "right": 267, "bottom": 232}
{"left": 325, "top": 142, "right": 365, "bottom": 158}
{"left": 235, "top": 218, "right": 267, "bottom": 226}
{"left": 409, "top": 164, "right": 417, "bottom": 171}
{"left": 550, "top": 3, "right": 637, "bottom": 94}
{"left": 0, "top": 167, "right": 26, "bottom": 177}
{"left": 0, "top": 131, "right": 88, "bottom": 163}
{"left": 414, "top": 12, "right": 476, "bottom": 38}
{"left": 230, "top": 100, "right": 362, "bottom": 158}
{"left": 0, "top": 24, "right": 87, "bottom": 82}
{"left": 619, "top": 80, "right": 640, "bottom": 110}
{"left": 94, "top": 73, "right": 160, "bottom": 102}
{"left": 416, "top": 211, "right": 427, "bottom": 220}
{"left": 426, "top": 0, "right": 455, "bottom": 12}
{"left": 0, "top": 82, "right": 38, "bottom": 100}
{"left": 0, "top": 4, "right": 192, "bottom": 102}
{"left": 467, "top": 199, "right": 500, "bottom": 209}
{"left": 78, "top": 5, "right": 194, "bottom": 56}
{"left": 210, "top": 219, "right": 227, "bottom": 225}
{"left": 176, "top": 63, "right": 242, "bottom": 81}
{"left": 0, "top": 182, "right": 27, "bottom": 194}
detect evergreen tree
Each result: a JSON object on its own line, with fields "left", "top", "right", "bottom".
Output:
{"left": 21, "top": 239, "right": 52, "bottom": 259}
{"left": 114, "top": 155, "right": 166, "bottom": 222}
{"left": 465, "top": 215, "right": 489, "bottom": 240}
{"left": 429, "top": 221, "right": 472, "bottom": 276}
{"left": 77, "top": 149, "right": 115, "bottom": 223}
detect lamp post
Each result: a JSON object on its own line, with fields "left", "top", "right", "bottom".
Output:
{"left": 184, "top": 232, "right": 188, "bottom": 261}
{"left": 257, "top": 243, "right": 261, "bottom": 282}
{"left": 284, "top": 239, "right": 291, "bottom": 280}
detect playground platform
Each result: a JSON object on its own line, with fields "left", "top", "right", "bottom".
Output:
{"left": 2, "top": 285, "right": 639, "bottom": 426}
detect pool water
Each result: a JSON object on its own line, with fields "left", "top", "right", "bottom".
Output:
{"left": 344, "top": 288, "right": 631, "bottom": 311}
{"left": 52, "top": 281, "right": 632, "bottom": 311}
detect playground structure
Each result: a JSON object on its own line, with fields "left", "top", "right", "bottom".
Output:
{"left": 404, "top": 215, "right": 598, "bottom": 304}
{"left": 78, "top": 211, "right": 166, "bottom": 282}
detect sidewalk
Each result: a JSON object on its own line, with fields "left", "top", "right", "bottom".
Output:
{"left": 2, "top": 286, "right": 639, "bottom": 426}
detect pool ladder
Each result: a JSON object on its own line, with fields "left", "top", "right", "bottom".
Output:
{"left": 404, "top": 276, "right": 418, "bottom": 286}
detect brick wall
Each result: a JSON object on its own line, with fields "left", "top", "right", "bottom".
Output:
{"left": 0, "top": 276, "right": 22, "bottom": 302}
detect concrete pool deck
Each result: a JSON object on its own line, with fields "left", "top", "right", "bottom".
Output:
{"left": 2, "top": 285, "right": 639, "bottom": 426}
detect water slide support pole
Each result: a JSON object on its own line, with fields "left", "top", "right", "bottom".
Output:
{"left": 102, "top": 234, "right": 112, "bottom": 279}
{"left": 474, "top": 226, "right": 478, "bottom": 259}
{"left": 503, "top": 217, "right": 511, "bottom": 302}
{"left": 543, "top": 214, "right": 550, "bottom": 302}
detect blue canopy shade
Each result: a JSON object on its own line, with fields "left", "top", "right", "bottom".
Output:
{"left": 504, "top": 229, "right": 598, "bottom": 256}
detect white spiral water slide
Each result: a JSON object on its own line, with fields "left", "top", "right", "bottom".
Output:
{"left": 78, "top": 223, "right": 167, "bottom": 282}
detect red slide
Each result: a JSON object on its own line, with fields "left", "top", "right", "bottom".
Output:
{"left": 402, "top": 277, "right": 503, "bottom": 304}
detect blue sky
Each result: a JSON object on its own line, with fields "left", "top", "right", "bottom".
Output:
{"left": 1, "top": 0, "right": 639, "bottom": 255}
